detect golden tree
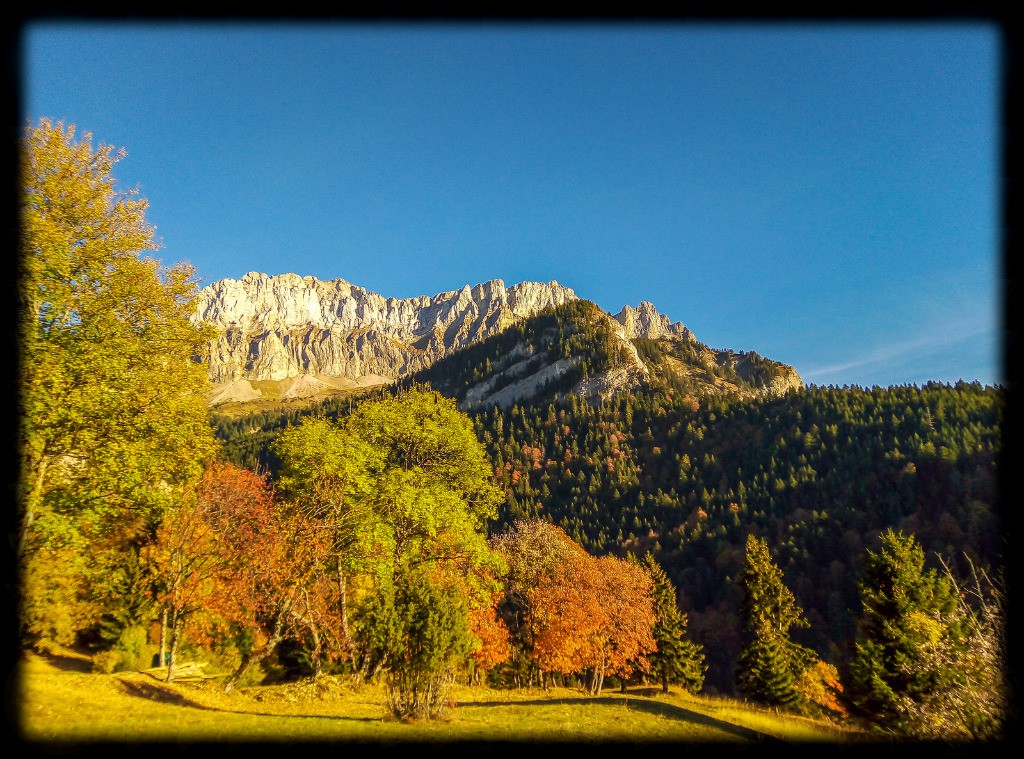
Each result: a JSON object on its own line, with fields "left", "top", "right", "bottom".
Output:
{"left": 19, "top": 118, "right": 217, "bottom": 647}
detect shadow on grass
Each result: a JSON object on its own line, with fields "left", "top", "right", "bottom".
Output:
{"left": 110, "top": 675, "right": 785, "bottom": 741}
{"left": 33, "top": 648, "right": 92, "bottom": 673}
{"left": 459, "top": 695, "right": 787, "bottom": 743}
{"left": 115, "top": 677, "right": 221, "bottom": 710}
{"left": 112, "top": 675, "right": 381, "bottom": 722}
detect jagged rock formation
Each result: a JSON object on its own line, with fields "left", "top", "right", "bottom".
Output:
{"left": 195, "top": 272, "right": 803, "bottom": 408}
{"left": 194, "top": 272, "right": 580, "bottom": 402}
{"left": 614, "top": 301, "right": 694, "bottom": 341}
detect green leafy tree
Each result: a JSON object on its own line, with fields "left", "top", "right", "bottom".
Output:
{"left": 350, "top": 389, "right": 504, "bottom": 709}
{"left": 274, "top": 416, "right": 383, "bottom": 672}
{"left": 847, "top": 530, "right": 972, "bottom": 734}
{"left": 362, "top": 567, "right": 474, "bottom": 721}
{"left": 735, "top": 535, "right": 814, "bottom": 708}
{"left": 343, "top": 387, "right": 503, "bottom": 574}
{"left": 276, "top": 388, "right": 503, "bottom": 713}
{"left": 18, "top": 118, "right": 217, "bottom": 647}
{"left": 640, "top": 552, "right": 705, "bottom": 694}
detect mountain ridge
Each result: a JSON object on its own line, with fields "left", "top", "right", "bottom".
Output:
{"left": 193, "top": 272, "right": 801, "bottom": 407}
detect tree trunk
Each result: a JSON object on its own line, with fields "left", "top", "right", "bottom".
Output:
{"left": 372, "top": 659, "right": 384, "bottom": 680}
{"left": 336, "top": 562, "right": 360, "bottom": 673}
{"left": 18, "top": 453, "right": 49, "bottom": 560}
{"left": 224, "top": 604, "right": 289, "bottom": 693}
{"left": 310, "top": 624, "right": 323, "bottom": 678}
{"left": 165, "top": 610, "right": 181, "bottom": 683}
{"left": 592, "top": 658, "right": 605, "bottom": 695}
{"left": 159, "top": 607, "right": 167, "bottom": 666}
{"left": 662, "top": 671, "right": 669, "bottom": 694}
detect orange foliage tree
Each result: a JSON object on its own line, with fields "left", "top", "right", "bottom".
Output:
{"left": 143, "top": 462, "right": 276, "bottom": 681}
{"left": 144, "top": 461, "right": 345, "bottom": 687}
{"left": 467, "top": 593, "right": 511, "bottom": 685}
{"left": 219, "top": 502, "right": 346, "bottom": 692}
{"left": 490, "top": 519, "right": 586, "bottom": 688}
{"left": 530, "top": 550, "right": 656, "bottom": 695}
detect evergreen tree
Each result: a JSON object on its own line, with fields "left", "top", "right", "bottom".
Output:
{"left": 847, "top": 529, "right": 970, "bottom": 733}
{"left": 735, "top": 535, "right": 812, "bottom": 708}
{"left": 893, "top": 559, "right": 1009, "bottom": 741}
{"left": 359, "top": 566, "right": 473, "bottom": 721}
{"left": 640, "top": 553, "right": 705, "bottom": 694}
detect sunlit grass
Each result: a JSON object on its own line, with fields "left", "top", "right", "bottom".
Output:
{"left": 16, "top": 649, "right": 875, "bottom": 745}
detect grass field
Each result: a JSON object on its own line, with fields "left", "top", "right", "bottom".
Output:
{"left": 12, "top": 647, "right": 877, "bottom": 747}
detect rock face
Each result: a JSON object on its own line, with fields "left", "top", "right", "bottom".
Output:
{"left": 194, "top": 272, "right": 803, "bottom": 407}
{"left": 613, "top": 301, "right": 694, "bottom": 341}
{"left": 194, "top": 272, "right": 579, "bottom": 384}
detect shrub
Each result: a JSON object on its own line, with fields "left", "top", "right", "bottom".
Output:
{"left": 91, "top": 624, "right": 152, "bottom": 673}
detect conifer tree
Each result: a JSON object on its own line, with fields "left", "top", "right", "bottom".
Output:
{"left": 847, "top": 529, "right": 969, "bottom": 732}
{"left": 735, "top": 535, "right": 813, "bottom": 708}
{"left": 641, "top": 552, "right": 705, "bottom": 694}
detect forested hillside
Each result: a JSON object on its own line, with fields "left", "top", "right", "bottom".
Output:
{"left": 215, "top": 368, "right": 1002, "bottom": 695}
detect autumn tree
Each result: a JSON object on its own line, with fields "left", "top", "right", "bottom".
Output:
{"left": 509, "top": 523, "right": 656, "bottom": 695}
{"left": 640, "top": 552, "right": 705, "bottom": 694}
{"left": 587, "top": 554, "right": 657, "bottom": 694}
{"left": 735, "top": 535, "right": 816, "bottom": 709}
{"left": 244, "top": 501, "right": 360, "bottom": 690}
{"left": 529, "top": 548, "right": 605, "bottom": 689}
{"left": 490, "top": 518, "right": 587, "bottom": 687}
{"left": 466, "top": 592, "right": 512, "bottom": 685}
{"left": 143, "top": 462, "right": 277, "bottom": 681}
{"left": 18, "top": 118, "right": 217, "bottom": 647}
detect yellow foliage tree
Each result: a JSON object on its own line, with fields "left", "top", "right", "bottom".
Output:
{"left": 18, "top": 118, "right": 218, "bottom": 646}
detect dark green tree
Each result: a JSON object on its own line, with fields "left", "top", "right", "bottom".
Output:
{"left": 641, "top": 552, "right": 705, "bottom": 694}
{"left": 735, "top": 535, "right": 813, "bottom": 708}
{"left": 847, "top": 529, "right": 969, "bottom": 733}
{"left": 367, "top": 568, "right": 474, "bottom": 721}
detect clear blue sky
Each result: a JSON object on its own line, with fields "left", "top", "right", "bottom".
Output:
{"left": 21, "top": 21, "right": 1002, "bottom": 389}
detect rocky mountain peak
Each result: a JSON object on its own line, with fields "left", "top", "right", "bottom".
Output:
{"left": 613, "top": 301, "right": 694, "bottom": 341}
{"left": 193, "top": 273, "right": 580, "bottom": 388}
{"left": 194, "top": 272, "right": 801, "bottom": 408}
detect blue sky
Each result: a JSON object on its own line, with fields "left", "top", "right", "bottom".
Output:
{"left": 21, "top": 21, "right": 1002, "bottom": 388}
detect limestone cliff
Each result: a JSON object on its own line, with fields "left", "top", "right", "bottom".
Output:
{"left": 194, "top": 272, "right": 579, "bottom": 385}
{"left": 613, "top": 301, "right": 694, "bottom": 341}
{"left": 195, "top": 272, "right": 803, "bottom": 408}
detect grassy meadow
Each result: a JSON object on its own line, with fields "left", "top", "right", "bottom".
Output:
{"left": 13, "top": 646, "right": 877, "bottom": 747}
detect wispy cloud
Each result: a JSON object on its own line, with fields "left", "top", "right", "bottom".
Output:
{"left": 800, "top": 325, "right": 999, "bottom": 384}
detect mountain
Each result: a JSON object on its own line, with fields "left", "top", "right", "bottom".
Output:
{"left": 194, "top": 272, "right": 577, "bottom": 404}
{"left": 408, "top": 300, "right": 803, "bottom": 410}
{"left": 193, "top": 271, "right": 802, "bottom": 408}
